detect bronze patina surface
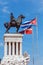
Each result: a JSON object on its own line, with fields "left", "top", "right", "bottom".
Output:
{"left": 4, "top": 13, "right": 25, "bottom": 33}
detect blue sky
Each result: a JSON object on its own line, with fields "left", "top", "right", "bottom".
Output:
{"left": 0, "top": 0, "right": 43, "bottom": 65}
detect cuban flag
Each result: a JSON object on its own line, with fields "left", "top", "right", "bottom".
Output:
{"left": 19, "top": 25, "right": 32, "bottom": 34}
{"left": 30, "top": 18, "right": 36, "bottom": 25}
{"left": 19, "top": 28, "right": 32, "bottom": 34}
{"left": 21, "top": 18, "right": 36, "bottom": 28}
{"left": 19, "top": 18, "right": 36, "bottom": 34}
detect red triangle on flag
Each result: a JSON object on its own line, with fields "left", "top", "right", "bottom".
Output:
{"left": 30, "top": 18, "right": 36, "bottom": 25}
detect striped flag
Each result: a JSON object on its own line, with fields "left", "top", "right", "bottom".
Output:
{"left": 21, "top": 25, "right": 32, "bottom": 28}
{"left": 30, "top": 18, "right": 36, "bottom": 25}
{"left": 21, "top": 18, "right": 36, "bottom": 28}
{"left": 19, "top": 28, "right": 32, "bottom": 34}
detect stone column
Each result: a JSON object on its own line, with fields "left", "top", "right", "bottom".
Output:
{"left": 16, "top": 42, "right": 18, "bottom": 55}
{"left": 14, "top": 42, "right": 15, "bottom": 55}
{"left": 25, "top": 60, "right": 27, "bottom": 65}
{"left": 12, "top": 42, "right": 14, "bottom": 55}
{"left": 20, "top": 42, "right": 22, "bottom": 55}
{"left": 4, "top": 42, "right": 7, "bottom": 56}
{"left": 9, "top": 42, "right": 11, "bottom": 55}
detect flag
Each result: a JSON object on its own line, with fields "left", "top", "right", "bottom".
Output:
{"left": 21, "top": 25, "right": 32, "bottom": 28}
{"left": 21, "top": 21, "right": 30, "bottom": 26}
{"left": 21, "top": 21, "right": 32, "bottom": 29}
{"left": 23, "top": 21, "right": 30, "bottom": 24}
{"left": 19, "top": 28, "right": 32, "bottom": 34}
{"left": 25, "top": 29, "right": 32, "bottom": 34}
{"left": 30, "top": 18, "right": 36, "bottom": 25}
{"left": 21, "top": 18, "right": 36, "bottom": 29}
{"left": 21, "top": 18, "right": 36, "bottom": 26}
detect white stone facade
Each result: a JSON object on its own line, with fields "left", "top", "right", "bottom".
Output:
{"left": 1, "top": 33, "right": 30, "bottom": 65}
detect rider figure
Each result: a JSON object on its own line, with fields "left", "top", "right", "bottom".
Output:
{"left": 10, "top": 13, "right": 16, "bottom": 23}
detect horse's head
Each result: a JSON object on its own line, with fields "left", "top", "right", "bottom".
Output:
{"left": 20, "top": 14, "right": 25, "bottom": 19}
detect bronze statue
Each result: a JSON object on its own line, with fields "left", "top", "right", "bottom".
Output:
{"left": 4, "top": 13, "right": 25, "bottom": 33}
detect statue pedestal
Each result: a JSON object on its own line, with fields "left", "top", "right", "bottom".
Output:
{"left": 1, "top": 33, "right": 30, "bottom": 65}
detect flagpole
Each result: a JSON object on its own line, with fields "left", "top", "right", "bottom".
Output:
{"left": 32, "top": 26, "right": 34, "bottom": 65}
{"left": 36, "top": 17, "right": 39, "bottom": 65}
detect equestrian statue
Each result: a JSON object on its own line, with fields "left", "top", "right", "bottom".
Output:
{"left": 4, "top": 13, "right": 25, "bottom": 33}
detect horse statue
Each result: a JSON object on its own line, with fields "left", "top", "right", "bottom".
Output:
{"left": 4, "top": 13, "right": 25, "bottom": 33}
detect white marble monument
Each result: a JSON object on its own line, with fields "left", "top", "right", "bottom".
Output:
{"left": 1, "top": 33, "right": 30, "bottom": 65}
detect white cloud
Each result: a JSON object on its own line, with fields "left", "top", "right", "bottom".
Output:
{"left": 2, "top": 6, "right": 10, "bottom": 14}
{"left": 0, "top": 1, "right": 10, "bottom": 14}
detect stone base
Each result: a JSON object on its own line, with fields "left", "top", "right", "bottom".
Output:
{"left": 1, "top": 33, "right": 30, "bottom": 65}
{"left": 4, "top": 33, "right": 23, "bottom": 43}
{"left": 1, "top": 54, "right": 30, "bottom": 65}
{"left": 4, "top": 33, "right": 23, "bottom": 56}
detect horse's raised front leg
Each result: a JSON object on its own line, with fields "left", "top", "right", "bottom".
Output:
{"left": 6, "top": 27, "right": 10, "bottom": 33}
